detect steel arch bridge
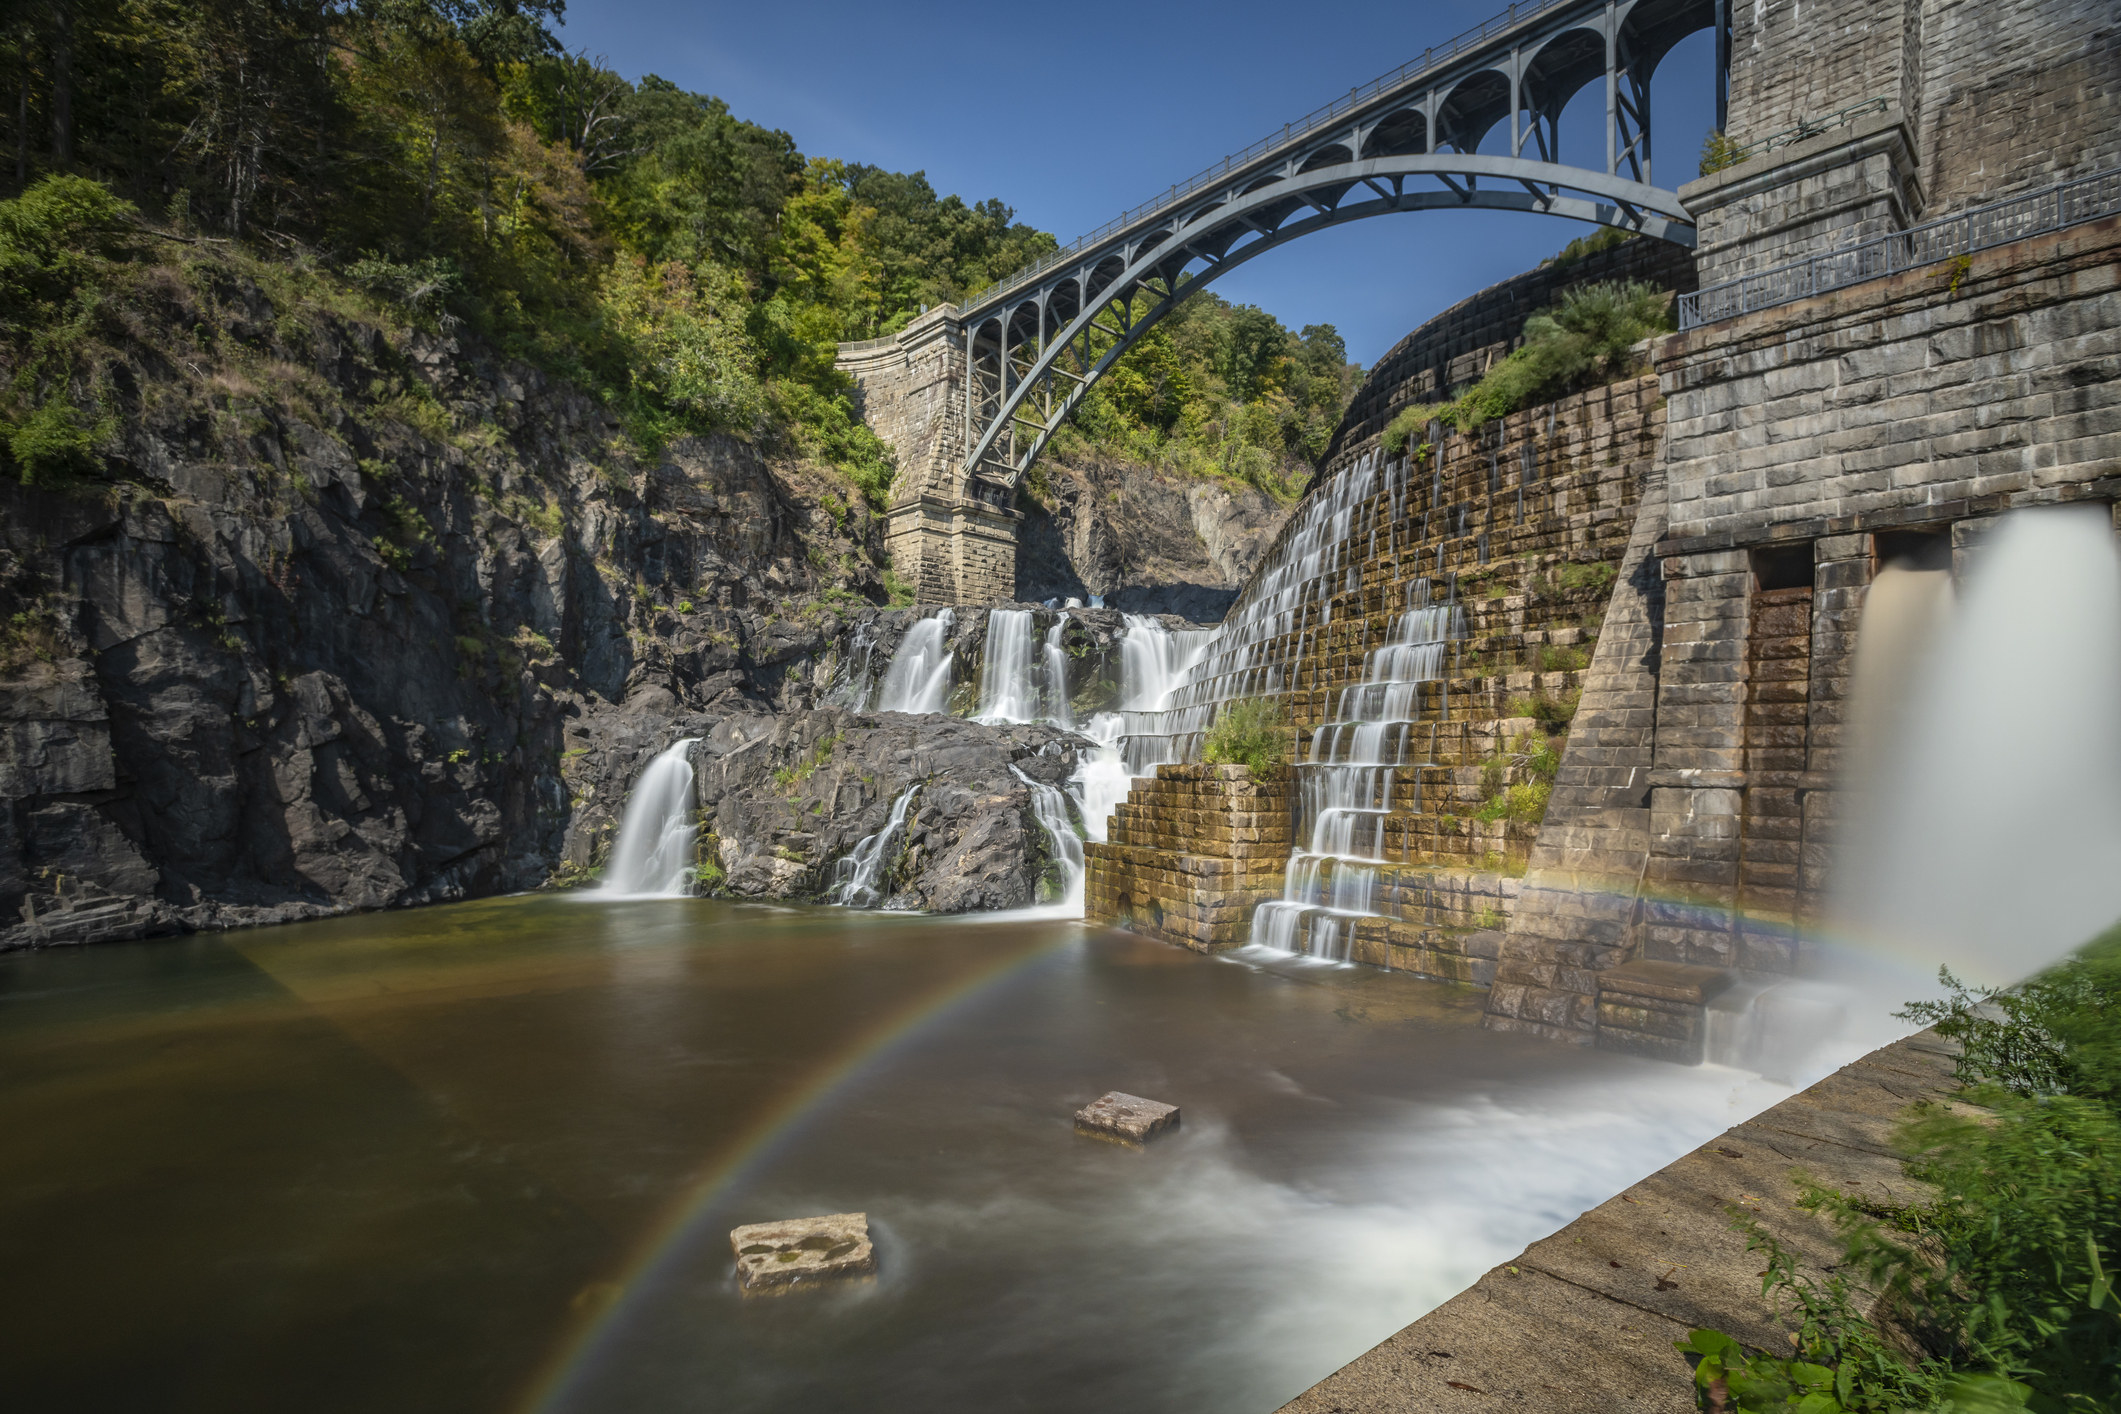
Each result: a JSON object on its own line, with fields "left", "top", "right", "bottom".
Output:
{"left": 950, "top": 0, "right": 1727, "bottom": 503}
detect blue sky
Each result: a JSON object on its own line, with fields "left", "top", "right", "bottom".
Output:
{"left": 555, "top": 0, "right": 1719, "bottom": 366}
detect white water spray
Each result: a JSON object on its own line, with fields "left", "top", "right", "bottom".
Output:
{"left": 598, "top": 740, "right": 701, "bottom": 898}
{"left": 1011, "top": 765, "right": 1086, "bottom": 913}
{"left": 830, "top": 786, "right": 920, "bottom": 907}
{"left": 976, "top": 609, "right": 1043, "bottom": 723}
{"left": 1837, "top": 506, "right": 2121, "bottom": 988}
{"left": 975, "top": 608, "right": 1076, "bottom": 725}
{"left": 1071, "top": 614, "right": 1215, "bottom": 841}
{"left": 877, "top": 609, "right": 956, "bottom": 714}
{"left": 1712, "top": 506, "right": 2121, "bottom": 1081}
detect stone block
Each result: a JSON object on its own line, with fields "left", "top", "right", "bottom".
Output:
{"left": 730, "top": 1213, "right": 877, "bottom": 1291}
{"left": 1075, "top": 1091, "right": 1181, "bottom": 1144}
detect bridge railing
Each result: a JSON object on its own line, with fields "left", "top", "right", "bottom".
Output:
{"left": 1678, "top": 164, "right": 2121, "bottom": 329}
{"left": 958, "top": 0, "right": 1586, "bottom": 316}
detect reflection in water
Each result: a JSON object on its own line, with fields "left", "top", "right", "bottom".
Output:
{"left": 0, "top": 898, "right": 1793, "bottom": 1414}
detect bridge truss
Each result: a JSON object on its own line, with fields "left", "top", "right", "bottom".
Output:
{"left": 952, "top": 0, "right": 1726, "bottom": 501}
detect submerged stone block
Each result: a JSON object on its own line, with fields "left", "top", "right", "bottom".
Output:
{"left": 1074, "top": 1091, "right": 1181, "bottom": 1144}
{"left": 729, "top": 1212, "right": 876, "bottom": 1291}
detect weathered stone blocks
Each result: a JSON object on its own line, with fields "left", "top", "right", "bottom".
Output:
{"left": 1074, "top": 1092, "right": 1181, "bottom": 1144}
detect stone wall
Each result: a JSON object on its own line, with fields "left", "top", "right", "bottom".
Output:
{"left": 1726, "top": 0, "right": 1922, "bottom": 149}
{"left": 1087, "top": 376, "right": 1669, "bottom": 979}
{"left": 838, "top": 307, "right": 964, "bottom": 498}
{"left": 1918, "top": 0, "right": 2121, "bottom": 215}
{"left": 1084, "top": 764, "right": 1291, "bottom": 952}
{"left": 838, "top": 307, "right": 1025, "bottom": 605}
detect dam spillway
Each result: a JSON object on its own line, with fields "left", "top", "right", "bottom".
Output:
{"left": 1087, "top": 371, "right": 1663, "bottom": 975}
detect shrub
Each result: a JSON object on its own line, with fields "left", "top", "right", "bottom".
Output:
{"left": 1679, "top": 928, "right": 2121, "bottom": 1413}
{"left": 0, "top": 175, "right": 136, "bottom": 320}
{"left": 1699, "top": 129, "right": 1746, "bottom": 177}
{"left": 1398, "top": 282, "right": 1674, "bottom": 439}
{"left": 1201, "top": 697, "right": 1287, "bottom": 775}
{"left": 1508, "top": 688, "right": 1581, "bottom": 730}
{"left": 7, "top": 396, "right": 109, "bottom": 483}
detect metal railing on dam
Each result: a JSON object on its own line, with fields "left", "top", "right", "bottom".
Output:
{"left": 1678, "top": 164, "right": 2121, "bottom": 329}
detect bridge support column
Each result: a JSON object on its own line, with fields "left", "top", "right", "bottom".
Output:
{"left": 885, "top": 492, "right": 1020, "bottom": 605}
{"left": 838, "top": 306, "right": 1021, "bottom": 605}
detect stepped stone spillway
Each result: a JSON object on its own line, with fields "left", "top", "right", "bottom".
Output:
{"left": 1086, "top": 370, "right": 1666, "bottom": 980}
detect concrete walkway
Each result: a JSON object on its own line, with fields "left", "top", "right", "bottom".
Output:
{"left": 1278, "top": 1030, "right": 1960, "bottom": 1411}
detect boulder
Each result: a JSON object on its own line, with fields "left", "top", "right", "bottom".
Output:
{"left": 1074, "top": 1091, "right": 1181, "bottom": 1144}
{"left": 729, "top": 1212, "right": 876, "bottom": 1292}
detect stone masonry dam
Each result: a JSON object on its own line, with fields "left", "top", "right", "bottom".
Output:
{"left": 839, "top": 0, "right": 2121, "bottom": 1061}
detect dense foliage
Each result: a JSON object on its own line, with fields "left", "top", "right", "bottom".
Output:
{"left": 1681, "top": 929, "right": 2121, "bottom": 1414}
{"left": 1382, "top": 278, "right": 1672, "bottom": 447}
{"left": 1048, "top": 293, "right": 1359, "bottom": 503}
{"left": 0, "top": 1, "right": 1354, "bottom": 507}
{"left": 1200, "top": 696, "right": 1289, "bottom": 775}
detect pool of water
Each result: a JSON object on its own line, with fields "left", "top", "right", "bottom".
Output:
{"left": 0, "top": 897, "right": 1794, "bottom": 1414}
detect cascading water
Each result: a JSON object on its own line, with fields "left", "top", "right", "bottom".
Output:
{"left": 598, "top": 739, "right": 701, "bottom": 898}
{"left": 824, "top": 621, "right": 879, "bottom": 710}
{"left": 830, "top": 785, "right": 920, "bottom": 907}
{"left": 974, "top": 608, "right": 1074, "bottom": 726}
{"left": 1070, "top": 450, "right": 1421, "bottom": 848}
{"left": 976, "top": 609, "right": 1042, "bottom": 723}
{"left": 876, "top": 609, "right": 955, "bottom": 714}
{"left": 1252, "top": 579, "right": 1462, "bottom": 960}
{"left": 1042, "top": 618, "right": 1075, "bottom": 730}
{"left": 1072, "top": 614, "right": 1215, "bottom": 842}
{"left": 1101, "top": 450, "right": 1408, "bottom": 769}
{"left": 1011, "top": 765, "right": 1086, "bottom": 913}
{"left": 1708, "top": 505, "right": 2121, "bottom": 1083}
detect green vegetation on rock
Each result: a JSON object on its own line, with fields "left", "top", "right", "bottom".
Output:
{"left": 1201, "top": 697, "right": 1289, "bottom": 775}
{"left": 1681, "top": 930, "right": 2121, "bottom": 1413}
{"left": 0, "top": 2, "right": 1053, "bottom": 504}
{"left": 1384, "top": 279, "right": 1673, "bottom": 446}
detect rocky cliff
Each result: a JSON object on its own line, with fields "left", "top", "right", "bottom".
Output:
{"left": 0, "top": 252, "right": 1145, "bottom": 947}
{"left": 1015, "top": 455, "right": 1294, "bottom": 620}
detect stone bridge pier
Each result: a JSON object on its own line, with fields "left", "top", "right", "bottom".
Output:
{"left": 837, "top": 308, "right": 1019, "bottom": 605}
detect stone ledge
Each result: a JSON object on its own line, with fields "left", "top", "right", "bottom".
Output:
{"left": 1275, "top": 1030, "right": 1958, "bottom": 1412}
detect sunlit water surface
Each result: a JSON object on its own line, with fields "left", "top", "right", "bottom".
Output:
{"left": 0, "top": 897, "right": 1797, "bottom": 1413}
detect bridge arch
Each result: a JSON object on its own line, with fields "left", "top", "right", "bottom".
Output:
{"left": 892, "top": 0, "right": 1729, "bottom": 508}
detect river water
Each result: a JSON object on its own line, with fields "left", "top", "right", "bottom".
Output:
{"left": 0, "top": 896, "right": 1793, "bottom": 1414}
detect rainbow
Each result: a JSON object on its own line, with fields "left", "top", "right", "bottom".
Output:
{"left": 511, "top": 883, "right": 1955, "bottom": 1412}
{"left": 513, "top": 923, "right": 1077, "bottom": 1414}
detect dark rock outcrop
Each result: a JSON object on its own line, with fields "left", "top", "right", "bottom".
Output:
{"left": 1015, "top": 457, "right": 1292, "bottom": 620}
{"left": 555, "top": 705, "right": 1086, "bottom": 912}
{"left": 1, "top": 258, "right": 1270, "bottom": 948}
{"left": 1, "top": 262, "right": 909, "bottom": 946}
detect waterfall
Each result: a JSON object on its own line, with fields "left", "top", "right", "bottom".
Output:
{"left": 824, "top": 620, "right": 879, "bottom": 710}
{"left": 1012, "top": 765, "right": 1085, "bottom": 911}
{"left": 1069, "top": 450, "right": 1409, "bottom": 844}
{"left": 830, "top": 786, "right": 920, "bottom": 907}
{"left": 976, "top": 608, "right": 1042, "bottom": 723}
{"left": 877, "top": 609, "right": 955, "bottom": 714}
{"left": 598, "top": 740, "right": 701, "bottom": 898}
{"left": 1072, "top": 614, "right": 1214, "bottom": 842}
{"left": 1042, "top": 618, "right": 1074, "bottom": 730}
{"left": 973, "top": 607, "right": 1076, "bottom": 727}
{"left": 1253, "top": 579, "right": 1462, "bottom": 959}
